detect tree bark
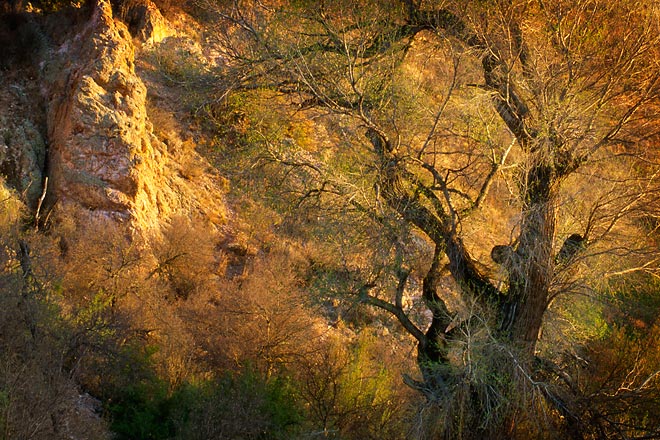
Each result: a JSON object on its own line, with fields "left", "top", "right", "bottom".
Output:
{"left": 500, "top": 163, "right": 556, "bottom": 353}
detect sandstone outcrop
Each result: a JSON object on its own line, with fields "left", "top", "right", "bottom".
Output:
{"left": 44, "top": 0, "right": 226, "bottom": 232}
{"left": 119, "top": 0, "right": 174, "bottom": 45}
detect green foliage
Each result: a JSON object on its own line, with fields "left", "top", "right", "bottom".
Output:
{"left": 609, "top": 276, "right": 660, "bottom": 331}
{"left": 200, "top": 90, "right": 332, "bottom": 226}
{"left": 108, "top": 378, "right": 175, "bottom": 440}
{"left": 73, "top": 290, "right": 118, "bottom": 336}
{"left": 172, "top": 369, "right": 302, "bottom": 440}
{"left": 295, "top": 331, "right": 411, "bottom": 440}
{"left": 262, "top": 376, "right": 304, "bottom": 434}
{"left": 338, "top": 334, "right": 404, "bottom": 438}
{"left": 105, "top": 355, "right": 302, "bottom": 440}
{"left": 96, "top": 340, "right": 168, "bottom": 439}
{"left": 541, "top": 292, "right": 609, "bottom": 358}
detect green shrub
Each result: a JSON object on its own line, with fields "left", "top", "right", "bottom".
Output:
{"left": 174, "top": 369, "right": 302, "bottom": 440}
{"left": 107, "top": 378, "right": 175, "bottom": 440}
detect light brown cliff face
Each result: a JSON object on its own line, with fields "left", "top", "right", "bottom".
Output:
{"left": 46, "top": 0, "right": 143, "bottom": 219}
{"left": 120, "top": 0, "right": 173, "bottom": 45}
{"left": 45, "top": 0, "right": 225, "bottom": 231}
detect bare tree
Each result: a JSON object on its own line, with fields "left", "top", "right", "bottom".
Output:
{"left": 200, "top": 0, "right": 660, "bottom": 436}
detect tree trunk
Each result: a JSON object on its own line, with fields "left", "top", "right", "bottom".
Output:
{"left": 500, "top": 163, "right": 556, "bottom": 354}
{"left": 417, "top": 245, "right": 453, "bottom": 389}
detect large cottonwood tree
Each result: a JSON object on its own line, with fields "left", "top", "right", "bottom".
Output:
{"left": 202, "top": 0, "right": 660, "bottom": 436}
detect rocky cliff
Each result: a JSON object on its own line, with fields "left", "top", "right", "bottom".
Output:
{"left": 1, "top": 0, "right": 226, "bottom": 233}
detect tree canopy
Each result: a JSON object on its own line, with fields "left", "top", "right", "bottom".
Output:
{"left": 202, "top": 0, "right": 660, "bottom": 437}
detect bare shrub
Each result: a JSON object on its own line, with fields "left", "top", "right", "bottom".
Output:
{"left": 150, "top": 214, "right": 219, "bottom": 301}
{"left": 180, "top": 249, "right": 318, "bottom": 374}
{"left": 0, "top": 184, "right": 110, "bottom": 439}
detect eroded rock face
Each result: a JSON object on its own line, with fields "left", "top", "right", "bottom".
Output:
{"left": 45, "top": 0, "right": 225, "bottom": 231}
{"left": 45, "top": 0, "right": 144, "bottom": 220}
{"left": 122, "top": 0, "right": 173, "bottom": 45}
{"left": 0, "top": 115, "right": 46, "bottom": 206}
{"left": 0, "top": 41, "right": 47, "bottom": 208}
